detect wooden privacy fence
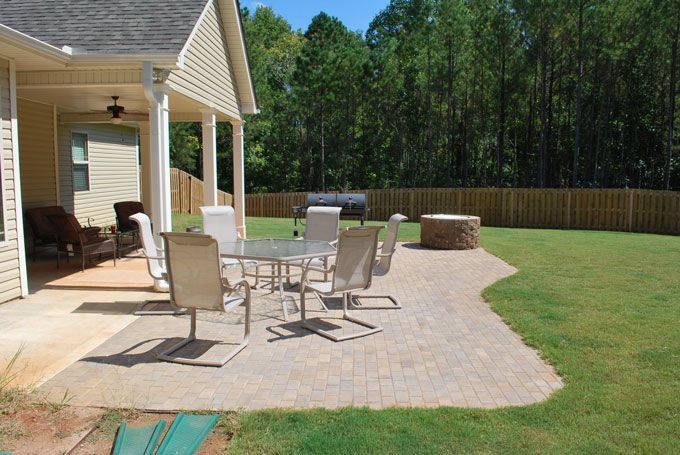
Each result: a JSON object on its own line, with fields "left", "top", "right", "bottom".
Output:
{"left": 245, "top": 188, "right": 680, "bottom": 235}
{"left": 170, "top": 168, "right": 232, "bottom": 215}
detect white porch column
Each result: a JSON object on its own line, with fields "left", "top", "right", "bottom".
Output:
{"left": 138, "top": 121, "right": 152, "bottom": 212}
{"left": 201, "top": 109, "right": 218, "bottom": 206}
{"left": 147, "top": 92, "right": 172, "bottom": 235}
{"left": 231, "top": 120, "right": 246, "bottom": 237}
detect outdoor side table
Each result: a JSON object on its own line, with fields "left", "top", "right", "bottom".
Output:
{"left": 219, "top": 239, "right": 336, "bottom": 321}
{"left": 103, "top": 230, "right": 139, "bottom": 258}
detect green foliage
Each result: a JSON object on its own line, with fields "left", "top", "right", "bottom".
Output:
{"left": 170, "top": 1, "right": 680, "bottom": 192}
{"left": 169, "top": 123, "right": 200, "bottom": 176}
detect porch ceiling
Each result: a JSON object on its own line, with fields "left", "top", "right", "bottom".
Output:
{"left": 16, "top": 85, "right": 231, "bottom": 122}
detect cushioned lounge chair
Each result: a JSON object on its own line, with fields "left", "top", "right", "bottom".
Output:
{"left": 47, "top": 213, "right": 115, "bottom": 271}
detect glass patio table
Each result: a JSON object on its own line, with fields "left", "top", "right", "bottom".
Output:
{"left": 219, "top": 239, "right": 336, "bottom": 321}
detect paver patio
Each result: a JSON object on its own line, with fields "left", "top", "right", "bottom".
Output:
{"left": 38, "top": 244, "right": 562, "bottom": 410}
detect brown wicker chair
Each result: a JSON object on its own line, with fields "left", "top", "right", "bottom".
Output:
{"left": 25, "top": 206, "right": 102, "bottom": 260}
{"left": 114, "top": 201, "right": 144, "bottom": 233}
{"left": 113, "top": 201, "right": 144, "bottom": 252}
{"left": 47, "top": 213, "right": 116, "bottom": 271}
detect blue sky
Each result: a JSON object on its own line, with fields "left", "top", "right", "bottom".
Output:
{"left": 246, "top": 0, "right": 390, "bottom": 34}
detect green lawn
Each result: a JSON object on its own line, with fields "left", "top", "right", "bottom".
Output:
{"left": 172, "top": 214, "right": 422, "bottom": 242}
{"left": 173, "top": 216, "right": 680, "bottom": 453}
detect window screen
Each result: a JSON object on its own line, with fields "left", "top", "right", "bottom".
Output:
{"left": 71, "top": 133, "right": 89, "bottom": 191}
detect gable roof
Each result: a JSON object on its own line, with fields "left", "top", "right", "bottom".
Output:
{"left": 0, "top": 0, "right": 207, "bottom": 55}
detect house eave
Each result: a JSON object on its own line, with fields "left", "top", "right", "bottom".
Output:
{"left": 0, "top": 24, "right": 71, "bottom": 64}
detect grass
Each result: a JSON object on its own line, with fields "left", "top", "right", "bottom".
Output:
{"left": 171, "top": 214, "right": 422, "bottom": 243}
{"left": 170, "top": 216, "right": 680, "bottom": 453}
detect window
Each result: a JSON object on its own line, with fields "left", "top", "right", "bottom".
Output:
{"left": 71, "top": 132, "right": 89, "bottom": 192}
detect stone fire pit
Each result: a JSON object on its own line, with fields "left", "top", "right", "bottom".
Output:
{"left": 420, "top": 214, "right": 480, "bottom": 250}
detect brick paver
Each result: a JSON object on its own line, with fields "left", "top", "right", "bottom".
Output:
{"left": 39, "top": 244, "right": 562, "bottom": 410}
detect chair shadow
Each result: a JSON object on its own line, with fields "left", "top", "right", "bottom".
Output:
{"left": 71, "top": 300, "right": 144, "bottom": 315}
{"left": 43, "top": 284, "right": 153, "bottom": 292}
{"left": 401, "top": 242, "right": 427, "bottom": 250}
{"left": 81, "top": 337, "right": 228, "bottom": 367}
{"left": 266, "top": 318, "right": 343, "bottom": 342}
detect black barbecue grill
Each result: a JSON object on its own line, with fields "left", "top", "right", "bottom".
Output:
{"left": 292, "top": 193, "right": 370, "bottom": 233}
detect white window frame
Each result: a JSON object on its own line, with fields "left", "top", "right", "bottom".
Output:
{"left": 71, "top": 131, "right": 91, "bottom": 193}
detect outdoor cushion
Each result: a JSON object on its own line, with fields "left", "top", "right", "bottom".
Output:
{"left": 24, "top": 206, "right": 67, "bottom": 242}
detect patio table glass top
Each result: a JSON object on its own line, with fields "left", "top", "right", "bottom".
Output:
{"left": 219, "top": 239, "right": 336, "bottom": 262}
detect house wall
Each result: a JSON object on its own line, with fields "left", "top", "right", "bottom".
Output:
{"left": 0, "top": 58, "right": 25, "bottom": 302}
{"left": 17, "top": 98, "right": 57, "bottom": 209}
{"left": 58, "top": 123, "right": 139, "bottom": 228}
{"left": 167, "top": 0, "right": 241, "bottom": 120}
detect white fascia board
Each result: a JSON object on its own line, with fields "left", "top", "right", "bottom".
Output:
{"left": 229, "top": 0, "right": 257, "bottom": 112}
{"left": 0, "top": 24, "right": 71, "bottom": 64}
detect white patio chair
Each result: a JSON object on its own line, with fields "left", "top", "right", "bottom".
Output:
{"left": 129, "top": 212, "right": 185, "bottom": 316}
{"left": 157, "top": 232, "right": 251, "bottom": 367}
{"left": 288, "top": 206, "right": 342, "bottom": 310}
{"left": 299, "top": 226, "right": 383, "bottom": 342}
{"left": 290, "top": 205, "right": 341, "bottom": 279}
{"left": 351, "top": 213, "right": 408, "bottom": 310}
{"left": 200, "top": 206, "right": 259, "bottom": 284}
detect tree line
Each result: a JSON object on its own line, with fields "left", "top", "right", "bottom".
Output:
{"left": 170, "top": 0, "right": 680, "bottom": 193}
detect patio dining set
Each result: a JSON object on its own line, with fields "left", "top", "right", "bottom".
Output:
{"left": 129, "top": 206, "right": 408, "bottom": 367}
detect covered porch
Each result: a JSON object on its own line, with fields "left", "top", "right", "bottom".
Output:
{"left": 15, "top": 64, "right": 248, "bottom": 239}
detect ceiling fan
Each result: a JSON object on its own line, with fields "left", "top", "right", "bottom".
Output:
{"left": 106, "top": 96, "right": 125, "bottom": 124}
{"left": 90, "top": 96, "right": 142, "bottom": 124}
{"left": 106, "top": 96, "right": 125, "bottom": 125}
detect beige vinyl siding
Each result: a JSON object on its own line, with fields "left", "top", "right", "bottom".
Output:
{"left": 167, "top": 1, "right": 241, "bottom": 120}
{"left": 58, "top": 123, "right": 139, "bottom": 227}
{"left": 0, "top": 58, "right": 24, "bottom": 302}
{"left": 17, "top": 99, "right": 56, "bottom": 209}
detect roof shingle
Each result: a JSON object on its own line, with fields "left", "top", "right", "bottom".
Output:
{"left": 0, "top": 0, "right": 209, "bottom": 55}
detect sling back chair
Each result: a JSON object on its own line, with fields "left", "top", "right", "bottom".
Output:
{"left": 129, "top": 212, "right": 185, "bottom": 316}
{"left": 351, "top": 213, "right": 408, "bottom": 309}
{"left": 299, "top": 226, "right": 383, "bottom": 342}
{"left": 158, "top": 232, "right": 252, "bottom": 367}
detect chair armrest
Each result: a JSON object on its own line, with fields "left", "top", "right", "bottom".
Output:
{"left": 300, "top": 260, "right": 335, "bottom": 286}
{"left": 223, "top": 277, "right": 251, "bottom": 302}
{"left": 83, "top": 226, "right": 101, "bottom": 236}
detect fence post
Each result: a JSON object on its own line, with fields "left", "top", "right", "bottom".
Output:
{"left": 510, "top": 189, "right": 515, "bottom": 227}
{"left": 409, "top": 189, "right": 415, "bottom": 220}
{"left": 567, "top": 191, "right": 572, "bottom": 229}
{"left": 627, "top": 189, "right": 634, "bottom": 232}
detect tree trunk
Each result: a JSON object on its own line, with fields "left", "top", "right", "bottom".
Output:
{"left": 320, "top": 106, "right": 326, "bottom": 192}
{"left": 496, "top": 50, "right": 506, "bottom": 187}
{"left": 539, "top": 30, "right": 549, "bottom": 188}
{"left": 664, "top": 19, "right": 679, "bottom": 190}
{"left": 447, "top": 36, "right": 456, "bottom": 185}
{"left": 573, "top": 0, "right": 585, "bottom": 188}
